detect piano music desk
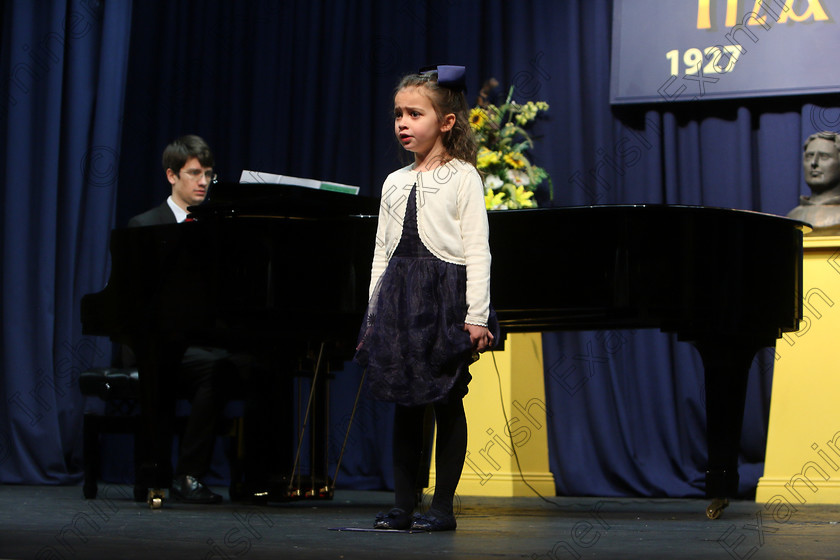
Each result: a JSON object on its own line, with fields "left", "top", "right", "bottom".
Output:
{"left": 756, "top": 235, "right": 840, "bottom": 505}
{"left": 428, "top": 332, "right": 557, "bottom": 497}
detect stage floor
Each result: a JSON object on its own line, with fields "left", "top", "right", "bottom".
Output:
{"left": 0, "top": 485, "right": 838, "bottom": 559}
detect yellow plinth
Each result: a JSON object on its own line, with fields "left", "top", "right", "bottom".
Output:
{"left": 756, "top": 236, "right": 840, "bottom": 505}
{"left": 429, "top": 332, "right": 556, "bottom": 497}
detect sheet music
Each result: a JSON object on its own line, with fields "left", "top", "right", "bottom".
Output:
{"left": 239, "top": 170, "right": 359, "bottom": 195}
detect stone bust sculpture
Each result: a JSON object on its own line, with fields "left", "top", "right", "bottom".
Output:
{"left": 787, "top": 131, "right": 840, "bottom": 233}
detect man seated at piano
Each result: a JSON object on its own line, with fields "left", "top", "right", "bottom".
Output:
{"left": 125, "top": 134, "right": 235, "bottom": 504}
{"left": 128, "top": 134, "right": 216, "bottom": 227}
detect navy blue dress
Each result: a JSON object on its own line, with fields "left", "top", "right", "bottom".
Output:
{"left": 354, "top": 184, "right": 480, "bottom": 407}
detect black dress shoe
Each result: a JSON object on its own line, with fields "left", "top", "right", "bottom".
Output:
{"left": 171, "top": 475, "right": 223, "bottom": 504}
{"left": 410, "top": 510, "right": 457, "bottom": 531}
{"left": 373, "top": 507, "right": 411, "bottom": 530}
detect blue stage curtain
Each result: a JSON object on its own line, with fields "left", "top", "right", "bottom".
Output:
{"left": 0, "top": 0, "right": 132, "bottom": 483}
{"left": 3, "top": 0, "right": 838, "bottom": 498}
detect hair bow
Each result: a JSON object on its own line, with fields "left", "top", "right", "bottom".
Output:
{"left": 419, "top": 64, "right": 467, "bottom": 93}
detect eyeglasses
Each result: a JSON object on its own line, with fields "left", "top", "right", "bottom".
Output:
{"left": 180, "top": 168, "right": 217, "bottom": 182}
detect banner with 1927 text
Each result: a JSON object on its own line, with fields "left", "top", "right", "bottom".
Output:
{"left": 610, "top": 0, "right": 840, "bottom": 104}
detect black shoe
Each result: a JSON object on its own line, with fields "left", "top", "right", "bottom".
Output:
{"left": 410, "top": 510, "right": 457, "bottom": 532}
{"left": 171, "top": 475, "right": 223, "bottom": 504}
{"left": 373, "top": 507, "right": 411, "bottom": 530}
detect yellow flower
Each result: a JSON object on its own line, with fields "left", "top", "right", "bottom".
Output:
{"left": 477, "top": 147, "right": 501, "bottom": 169}
{"left": 514, "top": 185, "right": 536, "bottom": 208}
{"left": 485, "top": 189, "right": 506, "bottom": 210}
{"left": 503, "top": 152, "right": 526, "bottom": 169}
{"left": 469, "top": 108, "right": 487, "bottom": 131}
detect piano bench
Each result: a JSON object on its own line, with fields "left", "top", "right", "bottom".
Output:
{"left": 79, "top": 367, "right": 140, "bottom": 399}
{"left": 79, "top": 367, "right": 244, "bottom": 502}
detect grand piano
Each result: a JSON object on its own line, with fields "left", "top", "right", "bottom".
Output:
{"left": 81, "top": 182, "right": 805, "bottom": 517}
{"left": 81, "top": 183, "right": 379, "bottom": 506}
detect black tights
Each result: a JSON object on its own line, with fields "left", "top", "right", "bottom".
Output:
{"left": 392, "top": 400, "right": 467, "bottom": 516}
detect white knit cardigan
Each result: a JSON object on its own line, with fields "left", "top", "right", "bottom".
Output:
{"left": 368, "top": 159, "right": 491, "bottom": 327}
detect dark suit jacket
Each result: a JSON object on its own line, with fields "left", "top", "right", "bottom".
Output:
{"left": 122, "top": 200, "right": 178, "bottom": 367}
{"left": 128, "top": 201, "right": 177, "bottom": 227}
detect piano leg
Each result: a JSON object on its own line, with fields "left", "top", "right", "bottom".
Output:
{"left": 132, "top": 337, "right": 184, "bottom": 509}
{"left": 692, "top": 336, "right": 768, "bottom": 519}
{"left": 288, "top": 342, "right": 334, "bottom": 501}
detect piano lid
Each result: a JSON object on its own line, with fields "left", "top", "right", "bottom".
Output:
{"left": 490, "top": 203, "right": 811, "bottom": 232}
{"left": 187, "top": 181, "right": 379, "bottom": 220}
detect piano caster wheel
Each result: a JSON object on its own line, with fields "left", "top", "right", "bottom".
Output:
{"left": 706, "top": 498, "right": 729, "bottom": 519}
{"left": 147, "top": 489, "right": 166, "bottom": 509}
{"left": 319, "top": 486, "right": 333, "bottom": 499}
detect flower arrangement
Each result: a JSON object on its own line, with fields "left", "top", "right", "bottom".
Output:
{"left": 470, "top": 86, "right": 550, "bottom": 210}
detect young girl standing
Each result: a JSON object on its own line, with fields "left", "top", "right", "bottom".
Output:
{"left": 355, "top": 65, "right": 496, "bottom": 532}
